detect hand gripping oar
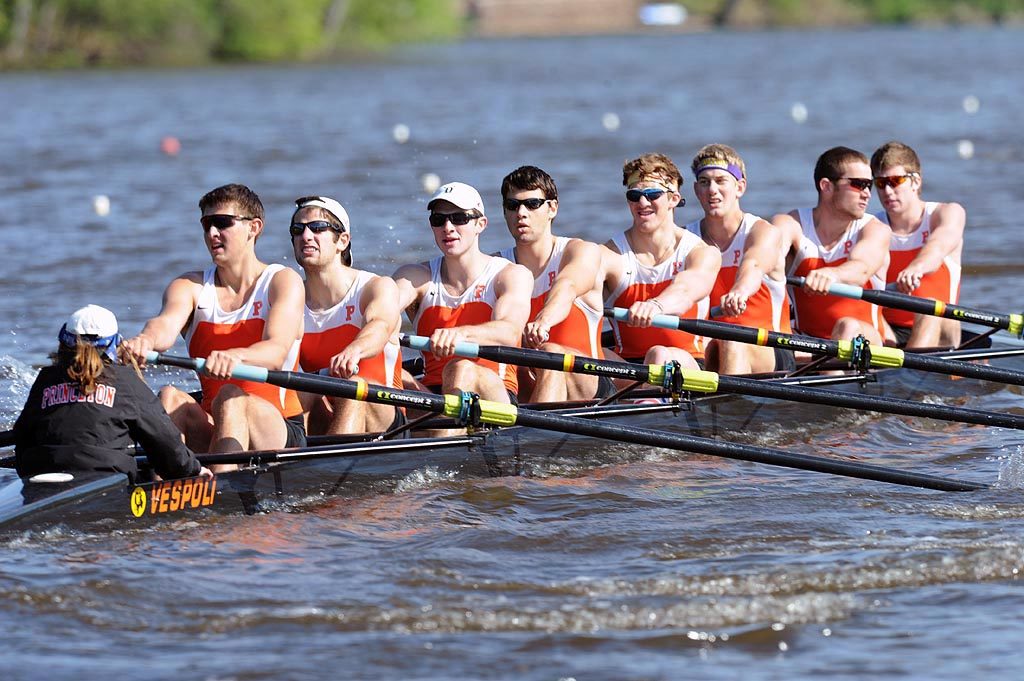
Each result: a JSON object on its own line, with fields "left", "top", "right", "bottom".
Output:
{"left": 148, "top": 352, "right": 988, "bottom": 492}
{"left": 604, "top": 308, "right": 1024, "bottom": 388}
{"left": 786, "top": 275, "right": 1024, "bottom": 337}
{"left": 398, "top": 335, "right": 1024, "bottom": 432}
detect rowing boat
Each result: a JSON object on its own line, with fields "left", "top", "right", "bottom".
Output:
{"left": 3, "top": 342, "right": 1022, "bottom": 536}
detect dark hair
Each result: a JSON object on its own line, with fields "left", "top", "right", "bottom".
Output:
{"left": 291, "top": 205, "right": 353, "bottom": 267}
{"left": 813, "top": 146, "right": 869, "bottom": 193}
{"left": 199, "top": 184, "right": 265, "bottom": 221}
{"left": 501, "top": 165, "right": 558, "bottom": 201}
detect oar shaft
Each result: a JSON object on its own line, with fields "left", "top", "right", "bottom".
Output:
{"left": 401, "top": 334, "right": 679, "bottom": 387}
{"left": 787, "top": 275, "right": 1024, "bottom": 334}
{"left": 404, "top": 334, "right": 1024, "bottom": 430}
{"left": 718, "top": 375, "right": 1024, "bottom": 430}
{"left": 402, "top": 334, "right": 656, "bottom": 383}
{"left": 509, "top": 406, "right": 984, "bottom": 492}
{"left": 605, "top": 307, "right": 1024, "bottom": 386}
{"left": 150, "top": 353, "right": 988, "bottom": 492}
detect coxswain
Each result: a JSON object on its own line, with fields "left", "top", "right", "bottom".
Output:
{"left": 14, "top": 305, "right": 211, "bottom": 482}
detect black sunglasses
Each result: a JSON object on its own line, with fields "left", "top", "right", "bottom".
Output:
{"left": 289, "top": 220, "right": 343, "bottom": 237}
{"left": 503, "top": 198, "right": 549, "bottom": 212}
{"left": 835, "top": 177, "right": 873, "bottom": 191}
{"left": 200, "top": 214, "right": 253, "bottom": 231}
{"left": 626, "top": 188, "right": 671, "bottom": 203}
{"left": 429, "top": 211, "right": 480, "bottom": 227}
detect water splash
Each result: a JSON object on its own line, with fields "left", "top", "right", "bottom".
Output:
{"left": 996, "top": 445, "right": 1024, "bottom": 488}
{"left": 0, "top": 355, "right": 39, "bottom": 426}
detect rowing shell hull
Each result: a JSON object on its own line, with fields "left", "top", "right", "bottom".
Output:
{"left": 3, "top": 345, "right": 1022, "bottom": 535}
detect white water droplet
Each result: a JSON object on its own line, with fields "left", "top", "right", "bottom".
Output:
{"left": 392, "top": 123, "right": 410, "bottom": 144}
{"left": 602, "top": 112, "right": 620, "bottom": 131}
{"left": 790, "top": 102, "right": 808, "bottom": 123}
{"left": 957, "top": 139, "right": 975, "bottom": 160}
{"left": 92, "top": 194, "right": 110, "bottom": 216}
{"left": 962, "top": 95, "right": 980, "bottom": 114}
{"left": 421, "top": 173, "right": 441, "bottom": 194}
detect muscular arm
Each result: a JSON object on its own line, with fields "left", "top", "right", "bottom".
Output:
{"left": 771, "top": 211, "right": 803, "bottom": 275}
{"left": 600, "top": 241, "right": 625, "bottom": 301}
{"left": 122, "top": 273, "right": 202, "bottom": 362}
{"left": 392, "top": 262, "right": 431, "bottom": 322}
{"left": 203, "top": 267, "right": 305, "bottom": 378}
{"left": 895, "top": 202, "right": 965, "bottom": 293}
{"left": 721, "top": 220, "right": 783, "bottom": 316}
{"left": 631, "top": 241, "right": 721, "bottom": 327}
{"left": 804, "top": 219, "right": 891, "bottom": 294}
{"left": 429, "top": 263, "right": 533, "bottom": 355}
{"left": 526, "top": 239, "right": 602, "bottom": 347}
{"left": 328, "top": 276, "right": 402, "bottom": 378}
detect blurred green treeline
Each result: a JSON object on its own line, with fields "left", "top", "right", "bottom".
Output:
{"left": 1, "top": 0, "right": 1022, "bottom": 68}
{"left": 0, "top": 0, "right": 460, "bottom": 67}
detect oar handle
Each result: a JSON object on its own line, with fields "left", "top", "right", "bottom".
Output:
{"left": 399, "top": 334, "right": 481, "bottom": 358}
{"left": 786, "top": 275, "right": 865, "bottom": 300}
{"left": 145, "top": 352, "right": 270, "bottom": 382}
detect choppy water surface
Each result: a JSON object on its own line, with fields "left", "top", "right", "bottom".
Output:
{"left": 2, "top": 27, "right": 1024, "bottom": 680}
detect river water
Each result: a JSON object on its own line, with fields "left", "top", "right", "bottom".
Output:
{"left": 2, "top": 27, "right": 1024, "bottom": 680}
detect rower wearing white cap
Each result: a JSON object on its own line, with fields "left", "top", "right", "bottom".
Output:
{"left": 291, "top": 195, "right": 404, "bottom": 435}
{"left": 394, "top": 181, "right": 532, "bottom": 404}
{"left": 123, "top": 184, "right": 306, "bottom": 471}
{"left": 13, "top": 305, "right": 211, "bottom": 482}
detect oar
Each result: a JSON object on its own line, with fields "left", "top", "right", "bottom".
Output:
{"left": 604, "top": 308, "right": 1024, "bottom": 387}
{"left": 399, "top": 334, "right": 1024, "bottom": 431}
{"left": 786, "top": 275, "right": 1024, "bottom": 337}
{"left": 147, "top": 352, "right": 989, "bottom": 492}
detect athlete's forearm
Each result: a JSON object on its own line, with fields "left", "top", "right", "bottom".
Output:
{"left": 135, "top": 317, "right": 183, "bottom": 352}
{"left": 456, "top": 319, "right": 524, "bottom": 347}
{"left": 348, "top": 318, "right": 391, "bottom": 359}
{"left": 533, "top": 280, "right": 576, "bottom": 329}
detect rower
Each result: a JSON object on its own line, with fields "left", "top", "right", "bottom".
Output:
{"left": 685, "top": 144, "right": 794, "bottom": 374}
{"left": 123, "top": 184, "right": 306, "bottom": 472}
{"left": 291, "top": 195, "right": 404, "bottom": 435}
{"left": 496, "top": 165, "right": 613, "bottom": 402}
{"left": 393, "top": 181, "right": 532, "bottom": 405}
{"left": 13, "top": 305, "right": 211, "bottom": 482}
{"left": 871, "top": 141, "right": 965, "bottom": 348}
{"left": 603, "top": 152, "right": 721, "bottom": 368}
{"left": 773, "top": 146, "right": 891, "bottom": 344}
